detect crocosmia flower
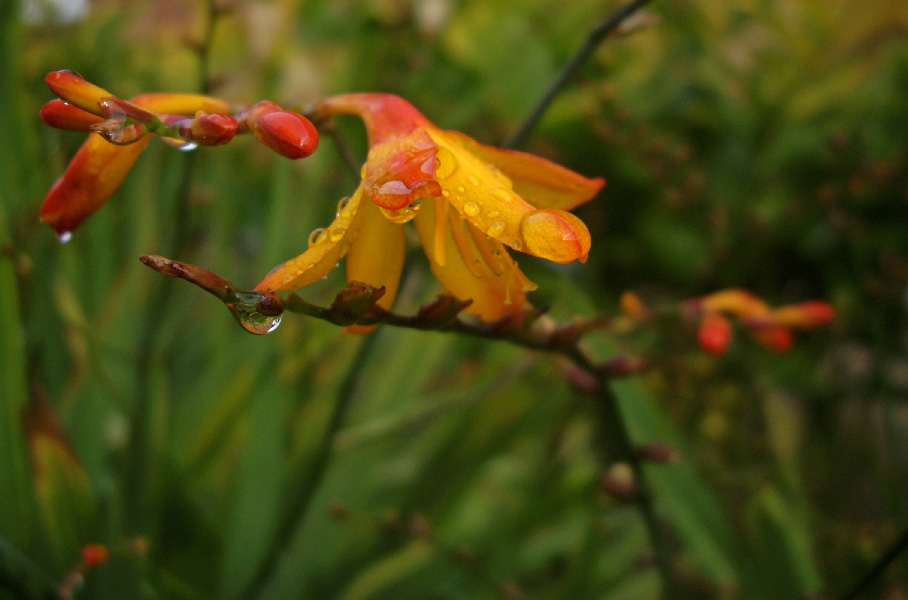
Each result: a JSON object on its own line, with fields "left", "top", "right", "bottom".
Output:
{"left": 255, "top": 94, "right": 604, "bottom": 328}
{"left": 40, "top": 70, "right": 318, "bottom": 239}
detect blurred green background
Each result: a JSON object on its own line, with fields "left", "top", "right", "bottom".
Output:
{"left": 2, "top": 0, "right": 907, "bottom": 598}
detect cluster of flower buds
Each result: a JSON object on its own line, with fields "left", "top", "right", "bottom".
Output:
{"left": 684, "top": 288, "right": 835, "bottom": 355}
{"left": 40, "top": 70, "right": 318, "bottom": 239}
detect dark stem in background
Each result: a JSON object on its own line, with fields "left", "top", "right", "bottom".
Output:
{"left": 504, "top": 0, "right": 672, "bottom": 594}
{"left": 840, "top": 527, "right": 908, "bottom": 600}
{"left": 504, "top": 0, "right": 655, "bottom": 150}
{"left": 237, "top": 334, "right": 377, "bottom": 600}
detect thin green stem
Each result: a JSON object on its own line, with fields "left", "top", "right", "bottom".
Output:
{"left": 237, "top": 334, "right": 378, "bottom": 600}
{"left": 505, "top": 0, "right": 656, "bottom": 149}
{"left": 0, "top": 536, "right": 58, "bottom": 600}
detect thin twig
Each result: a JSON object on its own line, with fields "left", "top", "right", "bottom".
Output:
{"left": 840, "top": 527, "right": 908, "bottom": 600}
{"left": 321, "top": 119, "right": 363, "bottom": 178}
{"left": 505, "top": 0, "right": 656, "bottom": 149}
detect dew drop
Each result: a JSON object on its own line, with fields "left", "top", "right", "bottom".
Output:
{"left": 467, "top": 175, "right": 479, "bottom": 186}
{"left": 434, "top": 146, "right": 458, "bottom": 179}
{"left": 161, "top": 136, "right": 198, "bottom": 151}
{"left": 491, "top": 188, "right": 515, "bottom": 204}
{"left": 456, "top": 185, "right": 466, "bottom": 194}
{"left": 336, "top": 196, "right": 352, "bottom": 219}
{"left": 486, "top": 221, "right": 506, "bottom": 237}
{"left": 487, "top": 210, "right": 501, "bottom": 219}
{"left": 463, "top": 201, "right": 481, "bottom": 217}
{"left": 227, "top": 292, "right": 282, "bottom": 335}
{"left": 380, "top": 203, "right": 420, "bottom": 223}
{"left": 57, "top": 231, "right": 73, "bottom": 244}
{"left": 329, "top": 227, "right": 347, "bottom": 242}
{"left": 308, "top": 227, "right": 328, "bottom": 247}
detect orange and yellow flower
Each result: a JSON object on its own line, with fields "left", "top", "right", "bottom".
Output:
{"left": 686, "top": 288, "right": 835, "bottom": 354}
{"left": 253, "top": 93, "right": 604, "bottom": 329}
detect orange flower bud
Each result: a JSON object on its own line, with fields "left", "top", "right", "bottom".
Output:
{"left": 770, "top": 301, "right": 835, "bottom": 329}
{"left": 698, "top": 288, "right": 769, "bottom": 319}
{"left": 45, "top": 70, "right": 113, "bottom": 117}
{"left": 620, "top": 290, "right": 646, "bottom": 319}
{"left": 40, "top": 99, "right": 104, "bottom": 131}
{"left": 698, "top": 312, "right": 732, "bottom": 356}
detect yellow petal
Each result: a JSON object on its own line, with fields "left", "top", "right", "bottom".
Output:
{"left": 414, "top": 198, "right": 531, "bottom": 322}
{"left": 344, "top": 199, "right": 407, "bottom": 334}
{"left": 426, "top": 128, "right": 592, "bottom": 264}
{"left": 254, "top": 188, "right": 364, "bottom": 292}
{"left": 441, "top": 130, "right": 604, "bottom": 210}
{"left": 519, "top": 209, "right": 591, "bottom": 264}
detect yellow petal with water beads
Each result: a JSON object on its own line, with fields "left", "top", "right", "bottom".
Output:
{"left": 255, "top": 188, "right": 365, "bottom": 292}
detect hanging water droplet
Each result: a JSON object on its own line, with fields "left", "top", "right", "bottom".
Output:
{"left": 463, "top": 201, "right": 481, "bottom": 217}
{"left": 486, "top": 221, "right": 506, "bottom": 237}
{"left": 336, "top": 196, "right": 352, "bottom": 219}
{"left": 226, "top": 292, "right": 282, "bottom": 335}
{"left": 161, "top": 137, "right": 198, "bottom": 151}
{"left": 435, "top": 146, "right": 458, "bottom": 179}
{"left": 380, "top": 203, "right": 420, "bottom": 223}
{"left": 308, "top": 227, "right": 328, "bottom": 247}
{"left": 467, "top": 175, "right": 479, "bottom": 186}
{"left": 57, "top": 231, "right": 73, "bottom": 243}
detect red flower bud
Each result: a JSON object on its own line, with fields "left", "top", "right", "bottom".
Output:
{"left": 752, "top": 326, "right": 793, "bottom": 353}
{"left": 81, "top": 543, "right": 110, "bottom": 568}
{"left": 244, "top": 101, "right": 319, "bottom": 159}
{"left": 698, "top": 312, "right": 732, "bottom": 356}
{"left": 177, "top": 113, "right": 238, "bottom": 146}
{"left": 40, "top": 99, "right": 104, "bottom": 131}
{"left": 771, "top": 301, "right": 835, "bottom": 329}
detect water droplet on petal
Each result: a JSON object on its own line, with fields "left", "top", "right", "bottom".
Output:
{"left": 467, "top": 175, "right": 479, "bottom": 186}
{"left": 329, "top": 227, "right": 347, "bottom": 242}
{"left": 442, "top": 190, "right": 450, "bottom": 197}
{"left": 308, "top": 227, "right": 328, "bottom": 247}
{"left": 463, "top": 201, "right": 481, "bottom": 217}
{"left": 491, "top": 188, "right": 515, "bottom": 204}
{"left": 456, "top": 185, "right": 466, "bottom": 194}
{"left": 487, "top": 210, "right": 500, "bottom": 219}
{"left": 486, "top": 221, "right": 506, "bottom": 237}
{"left": 57, "top": 231, "right": 73, "bottom": 243}
{"left": 434, "top": 146, "right": 458, "bottom": 179}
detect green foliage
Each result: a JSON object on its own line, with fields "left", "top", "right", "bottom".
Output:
{"left": 1, "top": 0, "right": 907, "bottom": 599}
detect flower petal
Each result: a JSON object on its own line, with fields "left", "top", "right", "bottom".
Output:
{"left": 254, "top": 188, "right": 365, "bottom": 292}
{"left": 441, "top": 130, "right": 604, "bottom": 210}
{"left": 427, "top": 128, "right": 592, "bottom": 263}
{"left": 40, "top": 134, "right": 150, "bottom": 236}
{"left": 363, "top": 128, "right": 441, "bottom": 210}
{"left": 345, "top": 198, "right": 407, "bottom": 334}
{"left": 129, "top": 93, "right": 233, "bottom": 116}
{"left": 414, "top": 198, "right": 530, "bottom": 322}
